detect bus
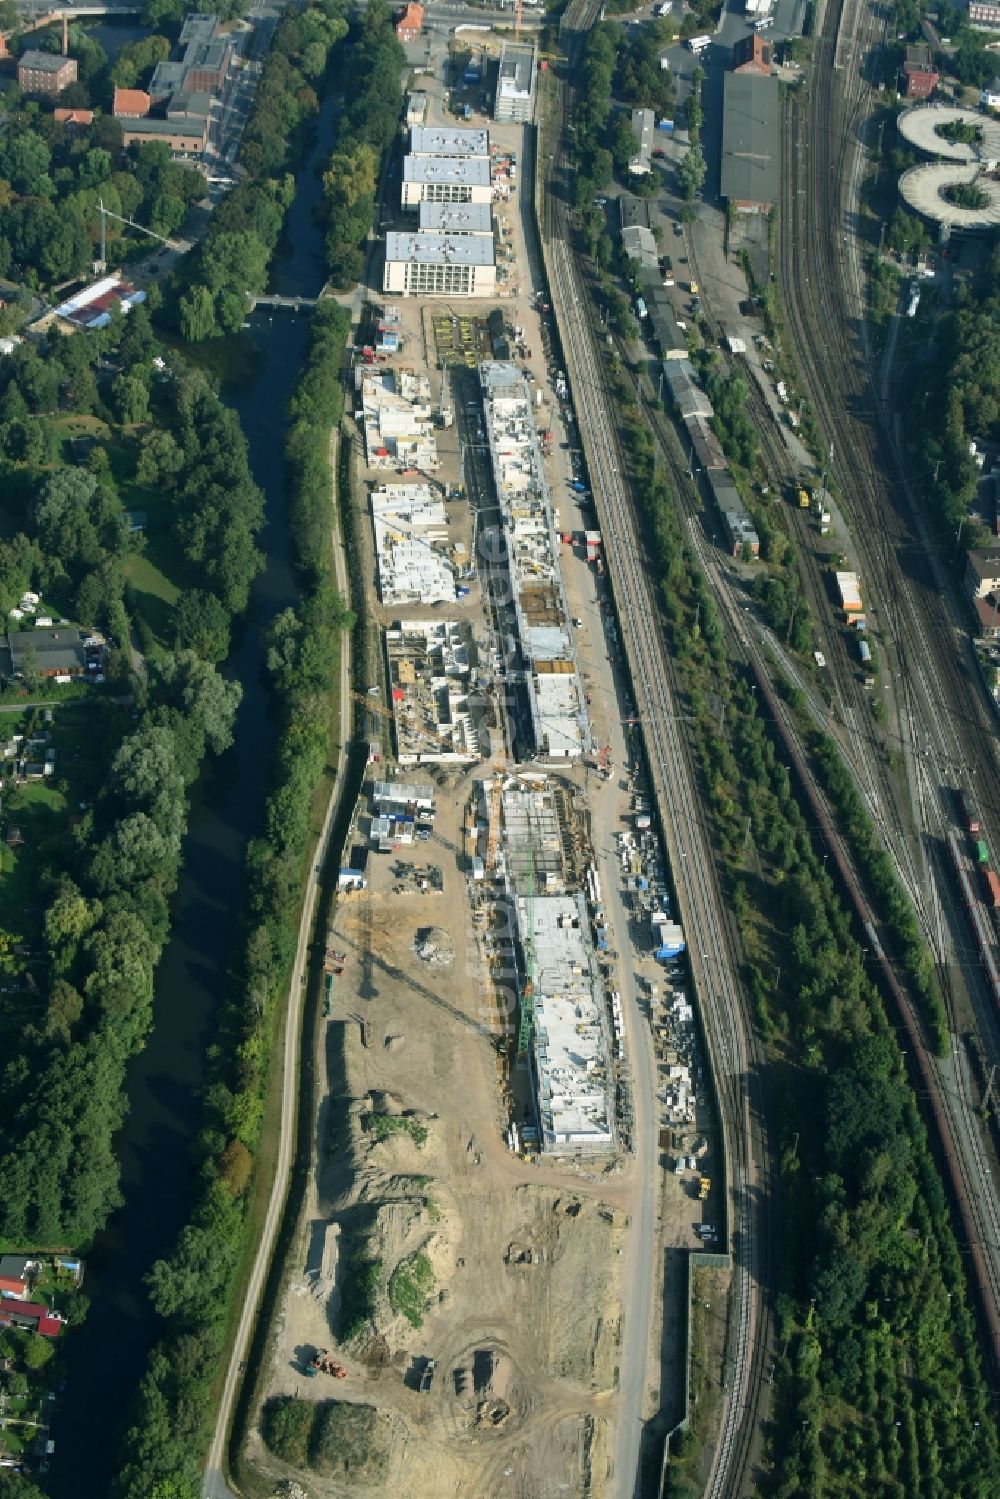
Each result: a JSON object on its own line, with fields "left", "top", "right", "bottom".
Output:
{"left": 687, "top": 34, "right": 711, "bottom": 53}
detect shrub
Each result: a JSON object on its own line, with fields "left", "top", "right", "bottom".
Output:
{"left": 387, "top": 1252, "right": 434, "bottom": 1330}
{"left": 260, "top": 1395, "right": 314, "bottom": 1467}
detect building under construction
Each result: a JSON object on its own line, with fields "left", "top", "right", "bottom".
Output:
{"left": 385, "top": 619, "right": 483, "bottom": 764}
{"left": 494, "top": 780, "right": 614, "bottom": 1155}
{"left": 479, "top": 363, "right": 589, "bottom": 761}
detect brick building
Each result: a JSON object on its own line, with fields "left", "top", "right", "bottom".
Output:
{"left": 396, "top": 3, "right": 424, "bottom": 41}
{"left": 731, "top": 34, "right": 773, "bottom": 76}
{"left": 17, "top": 50, "right": 77, "bottom": 98}
{"left": 899, "top": 44, "right": 938, "bottom": 99}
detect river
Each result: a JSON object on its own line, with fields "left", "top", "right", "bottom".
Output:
{"left": 48, "top": 91, "right": 339, "bottom": 1499}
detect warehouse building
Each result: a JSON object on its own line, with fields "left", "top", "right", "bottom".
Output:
{"left": 17, "top": 50, "right": 77, "bottom": 97}
{"left": 685, "top": 415, "right": 727, "bottom": 471}
{"left": 622, "top": 224, "right": 659, "bottom": 270}
{"left": 721, "top": 73, "right": 780, "bottom": 212}
{"left": 494, "top": 41, "right": 537, "bottom": 122}
{"left": 515, "top": 892, "right": 614, "bottom": 1153}
{"left": 629, "top": 108, "right": 655, "bottom": 175}
{"left": 417, "top": 200, "right": 494, "bottom": 235}
{"left": 401, "top": 155, "right": 493, "bottom": 207}
{"left": 383, "top": 232, "right": 496, "bottom": 298}
{"left": 650, "top": 295, "right": 690, "bottom": 361}
{"left": 665, "top": 360, "right": 714, "bottom": 419}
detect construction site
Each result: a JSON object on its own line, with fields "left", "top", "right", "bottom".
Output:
{"left": 246, "top": 22, "right": 723, "bottom": 1496}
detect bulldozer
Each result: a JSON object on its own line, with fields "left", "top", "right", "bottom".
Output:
{"left": 306, "top": 1347, "right": 347, "bottom": 1379}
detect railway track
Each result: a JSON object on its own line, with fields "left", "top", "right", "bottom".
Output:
{"left": 682, "top": 220, "right": 932, "bottom": 934}
{"left": 542, "top": 7, "right": 773, "bottom": 1495}
{"left": 776, "top": 0, "right": 1000, "bottom": 1363}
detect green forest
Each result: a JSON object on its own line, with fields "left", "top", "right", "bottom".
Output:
{"left": 906, "top": 243, "right": 1000, "bottom": 542}
{"left": 0, "top": 317, "right": 258, "bottom": 1251}
{"left": 0, "top": 5, "right": 362, "bottom": 1492}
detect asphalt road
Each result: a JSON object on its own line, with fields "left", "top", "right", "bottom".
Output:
{"left": 201, "top": 433, "right": 352, "bottom": 1499}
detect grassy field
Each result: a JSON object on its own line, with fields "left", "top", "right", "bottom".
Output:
{"left": 123, "top": 550, "right": 182, "bottom": 652}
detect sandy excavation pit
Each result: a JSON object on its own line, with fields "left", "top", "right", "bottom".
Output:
{"left": 244, "top": 782, "right": 630, "bottom": 1499}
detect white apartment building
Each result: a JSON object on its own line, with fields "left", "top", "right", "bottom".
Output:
{"left": 383, "top": 233, "right": 496, "bottom": 298}
{"left": 401, "top": 155, "right": 493, "bottom": 207}
{"left": 409, "top": 124, "right": 490, "bottom": 157}
{"left": 417, "top": 200, "right": 494, "bottom": 235}
{"left": 494, "top": 42, "right": 537, "bottom": 122}
{"left": 360, "top": 371, "right": 439, "bottom": 470}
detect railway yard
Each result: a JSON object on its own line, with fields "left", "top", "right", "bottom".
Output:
{"left": 238, "top": 1, "right": 1000, "bottom": 1496}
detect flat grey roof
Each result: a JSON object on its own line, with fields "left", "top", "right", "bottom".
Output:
{"left": 418, "top": 201, "right": 494, "bottom": 233}
{"left": 121, "top": 115, "right": 206, "bottom": 138}
{"left": 410, "top": 125, "right": 489, "bottom": 158}
{"left": 7, "top": 628, "right": 88, "bottom": 671}
{"left": 499, "top": 42, "right": 536, "bottom": 93}
{"left": 385, "top": 232, "right": 495, "bottom": 266}
{"left": 622, "top": 224, "right": 658, "bottom": 268}
{"left": 721, "top": 73, "right": 780, "bottom": 206}
{"left": 403, "top": 155, "right": 492, "bottom": 185}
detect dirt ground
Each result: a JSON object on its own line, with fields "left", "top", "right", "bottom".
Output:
{"left": 243, "top": 774, "right": 631, "bottom": 1499}
{"left": 240, "top": 32, "right": 722, "bottom": 1495}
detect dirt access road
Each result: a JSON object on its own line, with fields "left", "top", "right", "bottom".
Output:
{"left": 202, "top": 433, "right": 352, "bottom": 1499}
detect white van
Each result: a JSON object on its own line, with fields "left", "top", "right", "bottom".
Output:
{"left": 688, "top": 34, "right": 711, "bottom": 53}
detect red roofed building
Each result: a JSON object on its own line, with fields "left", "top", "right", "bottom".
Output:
{"left": 900, "top": 44, "right": 938, "bottom": 99}
{"left": 396, "top": 3, "right": 424, "bottom": 41}
{"left": 0, "top": 1300, "right": 64, "bottom": 1337}
{"left": 54, "top": 108, "right": 95, "bottom": 128}
{"left": 113, "top": 87, "right": 152, "bottom": 119}
{"left": 732, "top": 33, "right": 773, "bottom": 75}
{"left": 0, "top": 1275, "right": 29, "bottom": 1299}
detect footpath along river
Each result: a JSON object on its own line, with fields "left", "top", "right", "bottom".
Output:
{"left": 49, "top": 91, "right": 339, "bottom": 1498}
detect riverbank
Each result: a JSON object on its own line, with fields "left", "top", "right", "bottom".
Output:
{"left": 47, "top": 61, "right": 347, "bottom": 1497}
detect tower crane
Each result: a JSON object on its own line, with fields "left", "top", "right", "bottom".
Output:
{"left": 95, "top": 196, "right": 186, "bottom": 272}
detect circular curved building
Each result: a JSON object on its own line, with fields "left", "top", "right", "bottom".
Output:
{"left": 897, "top": 104, "right": 1000, "bottom": 232}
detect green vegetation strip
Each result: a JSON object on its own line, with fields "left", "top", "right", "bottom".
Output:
{"left": 319, "top": 4, "right": 406, "bottom": 289}
{"left": 610, "top": 375, "right": 998, "bottom": 1495}
{"left": 111, "top": 306, "right": 353, "bottom": 1499}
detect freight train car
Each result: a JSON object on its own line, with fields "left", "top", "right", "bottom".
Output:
{"left": 958, "top": 788, "right": 982, "bottom": 835}
{"left": 947, "top": 831, "right": 1000, "bottom": 1010}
